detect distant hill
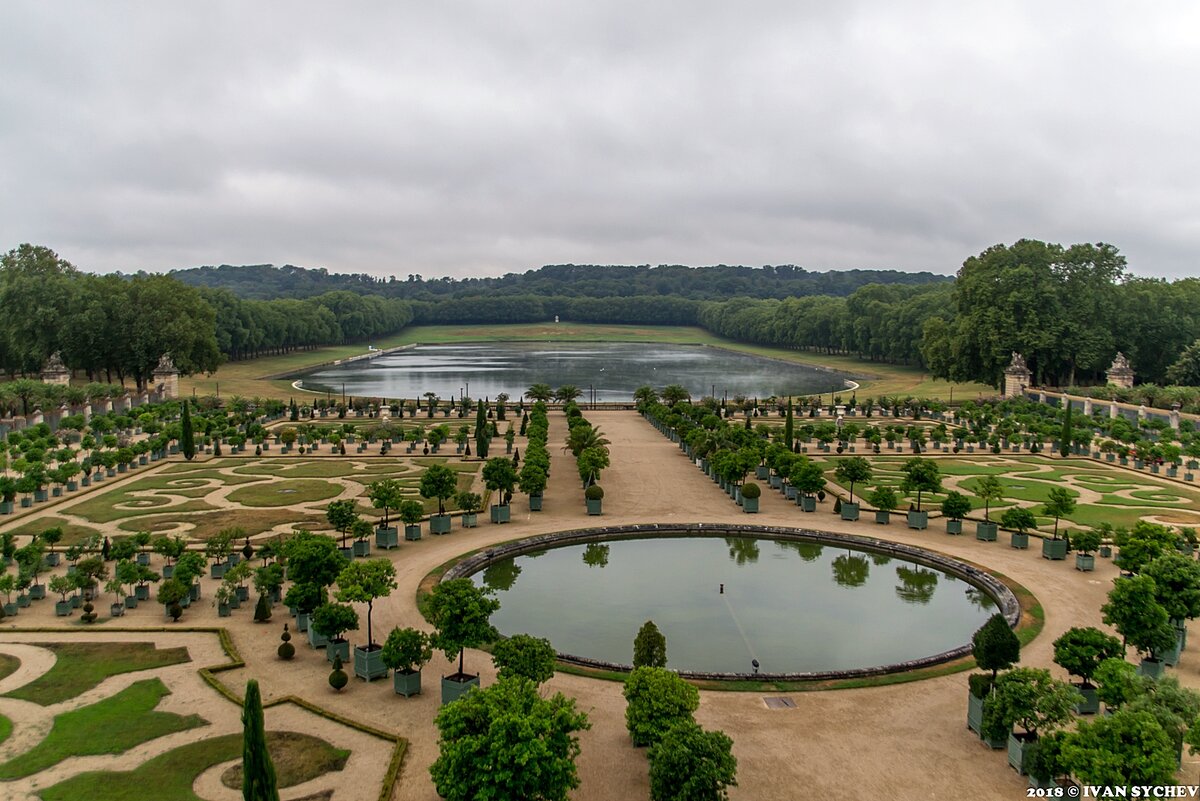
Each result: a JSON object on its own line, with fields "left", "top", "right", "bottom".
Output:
{"left": 169, "top": 262, "right": 951, "bottom": 301}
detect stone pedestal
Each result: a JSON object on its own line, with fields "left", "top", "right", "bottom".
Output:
{"left": 1003, "top": 353, "right": 1032, "bottom": 399}
{"left": 1109, "top": 402, "right": 1119, "bottom": 420}
{"left": 152, "top": 353, "right": 180, "bottom": 400}
{"left": 1083, "top": 398, "right": 1092, "bottom": 416}
{"left": 1171, "top": 404, "right": 1182, "bottom": 431}
{"left": 1106, "top": 352, "right": 1134, "bottom": 389}
{"left": 40, "top": 352, "right": 70, "bottom": 386}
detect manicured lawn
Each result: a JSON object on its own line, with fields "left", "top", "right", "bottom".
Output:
{"left": 226, "top": 479, "right": 344, "bottom": 507}
{"left": 4, "top": 517, "right": 103, "bottom": 546}
{"left": 69, "top": 493, "right": 214, "bottom": 524}
{"left": 0, "top": 679, "right": 206, "bottom": 779}
{"left": 0, "top": 653, "right": 18, "bottom": 682}
{"left": 220, "top": 730, "right": 349, "bottom": 790}
{"left": 40, "top": 731, "right": 348, "bottom": 801}
{"left": 4, "top": 642, "right": 190, "bottom": 706}
{"left": 0, "top": 713, "right": 10, "bottom": 746}
{"left": 118, "top": 508, "right": 328, "bottom": 540}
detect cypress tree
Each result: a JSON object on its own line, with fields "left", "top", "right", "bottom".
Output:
{"left": 1060, "top": 404, "right": 1072, "bottom": 458}
{"left": 475, "top": 399, "right": 489, "bottom": 458}
{"left": 633, "top": 620, "right": 668, "bottom": 668}
{"left": 972, "top": 613, "right": 1020, "bottom": 680}
{"left": 180, "top": 400, "right": 196, "bottom": 461}
{"left": 783, "top": 397, "right": 794, "bottom": 450}
{"left": 241, "top": 679, "right": 279, "bottom": 801}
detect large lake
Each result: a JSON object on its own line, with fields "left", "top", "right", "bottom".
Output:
{"left": 296, "top": 342, "right": 856, "bottom": 401}
{"left": 471, "top": 536, "right": 995, "bottom": 674}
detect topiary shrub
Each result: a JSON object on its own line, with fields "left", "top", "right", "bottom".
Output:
{"left": 329, "top": 654, "right": 348, "bottom": 691}
{"left": 584, "top": 484, "right": 604, "bottom": 501}
{"left": 278, "top": 624, "right": 295, "bottom": 660}
{"left": 253, "top": 593, "right": 272, "bottom": 622}
{"left": 623, "top": 666, "right": 699, "bottom": 747}
{"left": 740, "top": 482, "right": 761, "bottom": 500}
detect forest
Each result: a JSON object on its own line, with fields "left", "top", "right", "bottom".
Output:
{"left": 4, "top": 240, "right": 1200, "bottom": 391}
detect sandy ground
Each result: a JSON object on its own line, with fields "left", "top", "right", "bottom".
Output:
{"left": 2, "top": 409, "right": 1198, "bottom": 800}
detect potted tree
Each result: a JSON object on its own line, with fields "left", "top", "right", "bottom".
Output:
{"left": 325, "top": 499, "right": 359, "bottom": 559}
{"left": 428, "top": 578, "right": 500, "bottom": 705}
{"left": 335, "top": 559, "right": 397, "bottom": 681}
{"left": 40, "top": 527, "right": 63, "bottom": 567}
{"left": 285, "top": 582, "right": 326, "bottom": 639}
{"left": 0, "top": 477, "right": 15, "bottom": 515}
{"left": 158, "top": 577, "right": 190, "bottom": 621}
{"left": 518, "top": 463, "right": 547, "bottom": 512}
{"left": 1000, "top": 507, "right": 1036, "bottom": 548}
{"left": 1073, "top": 527, "right": 1102, "bottom": 572}
{"left": 1052, "top": 627, "right": 1122, "bottom": 715}
{"left": 214, "top": 585, "right": 233, "bottom": 617}
{"left": 456, "top": 491, "right": 481, "bottom": 528}
{"left": 367, "top": 478, "right": 403, "bottom": 549}
{"left": 790, "top": 459, "right": 825, "bottom": 512}
{"left": 988, "top": 667, "right": 1081, "bottom": 775}
{"left": 0, "top": 574, "right": 16, "bottom": 617}
{"left": 50, "top": 574, "right": 75, "bottom": 617}
{"left": 973, "top": 474, "right": 1004, "bottom": 541}
{"left": 1142, "top": 552, "right": 1200, "bottom": 666}
{"left": 114, "top": 558, "right": 141, "bottom": 609}
{"left": 941, "top": 491, "right": 972, "bottom": 535}
{"left": 483, "top": 457, "right": 517, "bottom": 523}
{"left": 1040, "top": 487, "right": 1075, "bottom": 560}
{"left": 1101, "top": 575, "right": 1178, "bottom": 678}
{"left": 383, "top": 626, "right": 433, "bottom": 697}
{"left": 421, "top": 463, "right": 459, "bottom": 533}
{"left": 739, "top": 481, "right": 761, "bottom": 513}
{"left": 868, "top": 485, "right": 898, "bottom": 524}
{"left": 834, "top": 456, "right": 871, "bottom": 521}
{"left": 584, "top": 484, "right": 604, "bottom": 515}
{"left": 899, "top": 457, "right": 941, "bottom": 530}
{"left": 968, "top": 614, "right": 1020, "bottom": 745}
{"left": 399, "top": 499, "right": 425, "bottom": 541}
{"left": 311, "top": 601, "right": 359, "bottom": 664}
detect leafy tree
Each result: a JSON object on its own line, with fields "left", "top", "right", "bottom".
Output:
{"left": 518, "top": 463, "right": 547, "bottom": 498}
{"left": 1094, "top": 658, "right": 1139, "bottom": 709}
{"left": 366, "top": 478, "right": 404, "bottom": 529}
{"left": 419, "top": 463, "right": 459, "bottom": 516}
{"left": 939, "top": 491, "right": 972, "bottom": 521}
{"left": 310, "top": 602, "right": 359, "bottom": 643}
{"left": 634, "top": 620, "right": 668, "bottom": 669}
{"left": 398, "top": 499, "right": 424, "bottom": 527}
{"left": 482, "top": 457, "right": 518, "bottom": 506}
{"left": 1000, "top": 506, "right": 1037, "bottom": 534}
{"left": 427, "top": 578, "right": 501, "bottom": 678}
{"left": 283, "top": 582, "right": 326, "bottom": 616}
{"left": 660, "top": 385, "right": 690, "bottom": 406}
{"left": 789, "top": 458, "right": 825, "bottom": 498}
{"left": 241, "top": 679, "right": 279, "bottom": 801}
{"left": 492, "top": 633, "right": 556, "bottom": 684}
{"left": 282, "top": 532, "right": 347, "bottom": 589}
{"left": 455, "top": 490, "right": 482, "bottom": 516}
{"left": 180, "top": 400, "right": 195, "bottom": 461}
{"left": 1142, "top": 553, "right": 1200, "bottom": 623}
{"left": 334, "top": 559, "right": 396, "bottom": 647}
{"left": 1041, "top": 487, "right": 1076, "bottom": 540}
{"left": 866, "top": 485, "right": 898, "bottom": 513}
{"left": 430, "top": 676, "right": 590, "bottom": 801}
{"left": 989, "top": 667, "right": 1081, "bottom": 740}
{"left": 1114, "top": 522, "right": 1177, "bottom": 573}
{"left": 324, "top": 499, "right": 359, "bottom": 548}
{"left": 623, "top": 666, "right": 700, "bottom": 747}
{"left": 1166, "top": 338, "right": 1200, "bottom": 386}
{"left": 833, "top": 457, "right": 871, "bottom": 503}
{"left": 972, "top": 614, "right": 1019, "bottom": 679}
{"left": 1052, "top": 627, "right": 1123, "bottom": 687}
{"left": 524, "top": 383, "right": 553, "bottom": 402}
{"left": 1061, "top": 709, "right": 1177, "bottom": 787}
{"left": 381, "top": 627, "right": 433, "bottom": 674}
{"left": 1102, "top": 575, "right": 1177, "bottom": 662}
{"left": 974, "top": 475, "right": 1004, "bottom": 521}
{"left": 648, "top": 720, "right": 738, "bottom": 801}
{"left": 898, "top": 457, "right": 940, "bottom": 511}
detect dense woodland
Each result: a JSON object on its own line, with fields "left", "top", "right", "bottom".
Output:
{"left": 4, "top": 240, "right": 1200, "bottom": 391}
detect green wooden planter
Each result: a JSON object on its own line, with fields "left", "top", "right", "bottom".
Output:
{"left": 840, "top": 502, "right": 859, "bottom": 521}
{"left": 1042, "top": 538, "right": 1068, "bottom": 560}
{"left": 1009, "top": 531, "right": 1028, "bottom": 549}
{"left": 394, "top": 669, "right": 422, "bottom": 697}
{"left": 1074, "top": 684, "right": 1099, "bottom": 715}
{"left": 441, "top": 674, "right": 480, "bottom": 705}
{"left": 217, "top": 603, "right": 231, "bottom": 617}
{"left": 431, "top": 514, "right": 453, "bottom": 533}
{"left": 326, "top": 638, "right": 350, "bottom": 664}
{"left": 1099, "top": 544, "right": 1112, "bottom": 558}
{"left": 874, "top": 510, "right": 891, "bottom": 524}
{"left": 1138, "top": 658, "right": 1165, "bottom": 679}
{"left": 307, "top": 625, "right": 329, "bottom": 648}
{"left": 135, "top": 585, "right": 150, "bottom": 600}
{"left": 16, "top": 594, "right": 30, "bottom": 608}
{"left": 946, "top": 519, "right": 963, "bottom": 535}
{"left": 210, "top": 562, "right": 227, "bottom": 580}
{"left": 967, "top": 690, "right": 985, "bottom": 736}
{"left": 375, "top": 527, "right": 399, "bottom": 549}
{"left": 906, "top": 510, "right": 928, "bottom": 530}
{"left": 528, "top": 495, "right": 543, "bottom": 512}
{"left": 404, "top": 524, "right": 422, "bottom": 541}
{"left": 800, "top": 496, "right": 816, "bottom": 512}
{"left": 586, "top": 498, "right": 602, "bottom": 516}
{"left": 977, "top": 522, "right": 999, "bottom": 541}
{"left": 125, "top": 595, "right": 138, "bottom": 610}
{"left": 1008, "top": 733, "right": 1035, "bottom": 775}
{"left": 2, "top": 603, "right": 16, "bottom": 617}
{"left": 354, "top": 645, "right": 389, "bottom": 681}
{"left": 352, "top": 540, "right": 371, "bottom": 557}
{"left": 296, "top": 612, "right": 310, "bottom": 633}
{"left": 491, "top": 504, "right": 511, "bottom": 523}
{"left": 55, "top": 601, "right": 72, "bottom": 617}
{"left": 1075, "top": 553, "right": 1095, "bottom": 572}
{"left": 461, "top": 513, "right": 477, "bottom": 528}
{"left": 742, "top": 497, "right": 759, "bottom": 513}
{"left": 30, "top": 584, "right": 46, "bottom": 600}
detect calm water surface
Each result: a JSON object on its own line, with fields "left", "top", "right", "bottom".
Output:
{"left": 470, "top": 536, "right": 996, "bottom": 674}
{"left": 297, "top": 342, "right": 856, "bottom": 401}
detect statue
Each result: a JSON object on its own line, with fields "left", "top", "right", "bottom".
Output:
{"left": 40, "top": 351, "right": 71, "bottom": 386}
{"left": 154, "top": 353, "right": 177, "bottom": 373}
{"left": 1106, "top": 352, "right": 1134, "bottom": 389}
{"left": 1002, "top": 352, "right": 1032, "bottom": 398}
{"left": 1007, "top": 352, "right": 1028, "bottom": 372}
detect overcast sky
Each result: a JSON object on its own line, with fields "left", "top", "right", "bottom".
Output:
{"left": 1, "top": 2, "right": 1196, "bottom": 279}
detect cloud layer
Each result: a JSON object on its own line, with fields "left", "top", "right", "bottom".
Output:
{"left": 1, "top": 1, "right": 1196, "bottom": 278}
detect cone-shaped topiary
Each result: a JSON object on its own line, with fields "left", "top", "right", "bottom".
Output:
{"left": 241, "top": 679, "right": 279, "bottom": 801}
{"left": 972, "top": 613, "right": 1020, "bottom": 679}
{"left": 254, "top": 593, "right": 272, "bottom": 623}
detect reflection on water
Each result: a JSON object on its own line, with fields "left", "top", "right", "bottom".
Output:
{"left": 894, "top": 566, "right": 940, "bottom": 605}
{"left": 965, "top": 587, "right": 996, "bottom": 611}
{"left": 298, "top": 342, "right": 857, "bottom": 401}
{"left": 471, "top": 536, "right": 990, "bottom": 673}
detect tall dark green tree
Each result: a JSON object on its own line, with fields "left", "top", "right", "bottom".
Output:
{"left": 474, "top": 399, "right": 489, "bottom": 458}
{"left": 1060, "top": 404, "right": 1072, "bottom": 458}
{"left": 241, "top": 679, "right": 279, "bottom": 801}
{"left": 972, "top": 614, "right": 1020, "bottom": 679}
{"left": 782, "top": 398, "right": 793, "bottom": 450}
{"left": 180, "top": 400, "right": 195, "bottom": 461}
{"left": 633, "top": 620, "right": 668, "bottom": 668}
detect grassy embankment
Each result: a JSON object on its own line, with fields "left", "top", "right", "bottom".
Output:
{"left": 179, "top": 323, "right": 994, "bottom": 402}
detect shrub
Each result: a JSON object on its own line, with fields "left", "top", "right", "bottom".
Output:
{"left": 972, "top": 614, "right": 1019, "bottom": 679}
{"left": 329, "top": 655, "right": 348, "bottom": 691}
{"left": 633, "top": 620, "right": 667, "bottom": 669}
{"left": 382, "top": 627, "right": 432, "bottom": 674}
{"left": 648, "top": 720, "right": 737, "bottom": 801}
{"left": 739, "top": 482, "right": 760, "bottom": 500}
{"left": 492, "top": 633, "right": 556, "bottom": 684}
{"left": 584, "top": 484, "right": 604, "bottom": 501}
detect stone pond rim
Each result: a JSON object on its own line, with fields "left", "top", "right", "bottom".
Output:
{"left": 439, "top": 522, "right": 1023, "bottom": 683}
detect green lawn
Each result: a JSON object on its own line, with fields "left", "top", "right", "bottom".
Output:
{"left": 4, "top": 642, "right": 190, "bottom": 706}
{"left": 0, "top": 679, "right": 206, "bottom": 779}
{"left": 0, "top": 653, "right": 20, "bottom": 682}
{"left": 226, "top": 479, "right": 344, "bottom": 507}
{"left": 117, "top": 508, "right": 328, "bottom": 541}
{"left": 40, "top": 731, "right": 348, "bottom": 801}
{"left": 220, "top": 730, "right": 349, "bottom": 790}
{"left": 3, "top": 517, "right": 103, "bottom": 546}
{"left": 0, "top": 713, "right": 11, "bottom": 746}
